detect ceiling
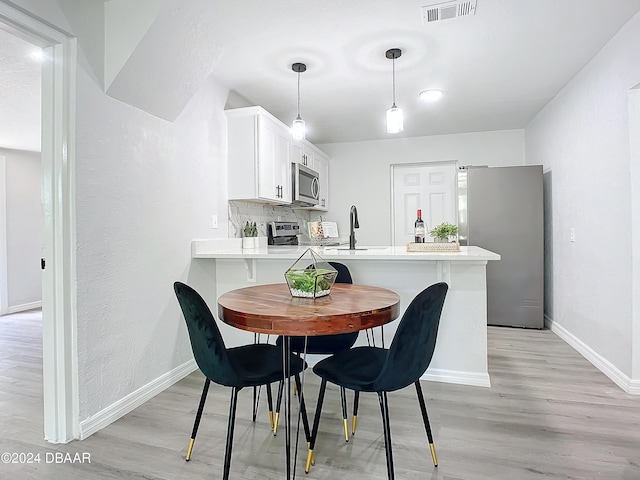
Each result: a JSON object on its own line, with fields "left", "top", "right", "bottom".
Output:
{"left": 2, "top": 0, "right": 640, "bottom": 152}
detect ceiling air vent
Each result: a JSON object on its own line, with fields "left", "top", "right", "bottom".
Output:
{"left": 421, "top": 0, "right": 477, "bottom": 24}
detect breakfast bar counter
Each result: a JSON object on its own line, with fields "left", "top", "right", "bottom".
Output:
{"left": 190, "top": 239, "right": 500, "bottom": 387}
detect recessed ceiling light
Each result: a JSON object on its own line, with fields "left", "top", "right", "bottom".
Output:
{"left": 30, "top": 49, "right": 43, "bottom": 61}
{"left": 419, "top": 89, "right": 443, "bottom": 102}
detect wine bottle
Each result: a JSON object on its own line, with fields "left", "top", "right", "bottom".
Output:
{"left": 414, "top": 209, "right": 426, "bottom": 243}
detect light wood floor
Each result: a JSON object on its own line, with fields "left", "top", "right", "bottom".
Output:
{"left": 1, "top": 309, "right": 639, "bottom": 479}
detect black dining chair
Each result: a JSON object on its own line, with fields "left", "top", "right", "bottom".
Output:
{"left": 273, "top": 261, "right": 359, "bottom": 442}
{"left": 305, "top": 282, "right": 448, "bottom": 478}
{"left": 173, "top": 281, "right": 307, "bottom": 479}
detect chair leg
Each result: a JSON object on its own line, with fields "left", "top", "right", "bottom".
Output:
{"left": 352, "top": 390, "right": 360, "bottom": 435}
{"left": 266, "top": 383, "right": 274, "bottom": 429}
{"left": 293, "top": 373, "right": 311, "bottom": 443}
{"left": 306, "top": 378, "right": 328, "bottom": 473}
{"left": 223, "top": 387, "right": 239, "bottom": 480}
{"left": 273, "top": 380, "right": 284, "bottom": 435}
{"left": 415, "top": 380, "right": 438, "bottom": 467}
{"left": 340, "top": 387, "right": 349, "bottom": 442}
{"left": 252, "top": 386, "right": 258, "bottom": 422}
{"left": 185, "top": 378, "right": 210, "bottom": 461}
{"left": 378, "top": 391, "right": 395, "bottom": 480}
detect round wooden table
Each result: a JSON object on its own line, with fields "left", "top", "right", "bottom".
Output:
{"left": 217, "top": 283, "right": 401, "bottom": 336}
{"left": 217, "top": 282, "right": 400, "bottom": 480}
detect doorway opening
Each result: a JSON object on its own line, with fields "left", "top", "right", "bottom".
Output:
{"left": 0, "top": 1, "right": 78, "bottom": 442}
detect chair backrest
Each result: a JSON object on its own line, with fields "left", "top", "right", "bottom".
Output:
{"left": 174, "top": 282, "right": 240, "bottom": 387}
{"left": 328, "top": 261, "right": 353, "bottom": 284}
{"left": 372, "top": 282, "right": 448, "bottom": 392}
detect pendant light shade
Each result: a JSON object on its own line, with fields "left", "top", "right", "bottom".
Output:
{"left": 292, "top": 62, "right": 306, "bottom": 140}
{"left": 292, "top": 114, "right": 305, "bottom": 140}
{"left": 386, "top": 105, "right": 403, "bottom": 134}
{"left": 385, "top": 48, "right": 403, "bottom": 134}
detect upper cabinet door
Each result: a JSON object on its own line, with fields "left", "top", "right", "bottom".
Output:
{"left": 291, "top": 140, "right": 316, "bottom": 171}
{"left": 227, "top": 107, "right": 292, "bottom": 204}
{"left": 258, "top": 114, "right": 291, "bottom": 203}
{"left": 316, "top": 152, "right": 329, "bottom": 211}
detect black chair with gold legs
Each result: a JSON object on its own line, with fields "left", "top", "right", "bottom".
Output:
{"left": 305, "top": 282, "right": 448, "bottom": 479}
{"left": 173, "top": 282, "right": 307, "bottom": 479}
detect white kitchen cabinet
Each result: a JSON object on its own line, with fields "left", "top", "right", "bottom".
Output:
{"left": 226, "top": 107, "right": 291, "bottom": 204}
{"left": 315, "top": 151, "right": 329, "bottom": 211}
{"left": 290, "top": 140, "right": 317, "bottom": 171}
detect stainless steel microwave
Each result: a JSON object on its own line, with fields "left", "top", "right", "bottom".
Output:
{"left": 292, "top": 162, "right": 319, "bottom": 206}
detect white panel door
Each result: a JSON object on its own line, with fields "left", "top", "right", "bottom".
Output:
{"left": 391, "top": 162, "right": 458, "bottom": 246}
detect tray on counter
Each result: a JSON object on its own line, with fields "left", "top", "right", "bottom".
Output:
{"left": 407, "top": 242, "right": 460, "bottom": 252}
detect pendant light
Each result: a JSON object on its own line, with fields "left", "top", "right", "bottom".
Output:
{"left": 385, "top": 48, "right": 403, "bottom": 134}
{"left": 291, "top": 62, "right": 306, "bottom": 140}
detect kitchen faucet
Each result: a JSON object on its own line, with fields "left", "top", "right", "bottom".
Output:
{"left": 349, "top": 205, "right": 359, "bottom": 249}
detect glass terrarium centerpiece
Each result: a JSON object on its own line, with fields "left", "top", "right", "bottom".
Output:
{"left": 284, "top": 249, "right": 338, "bottom": 298}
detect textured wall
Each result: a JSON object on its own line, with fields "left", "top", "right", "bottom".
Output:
{"left": 73, "top": 66, "right": 229, "bottom": 419}
{"left": 526, "top": 11, "right": 640, "bottom": 379}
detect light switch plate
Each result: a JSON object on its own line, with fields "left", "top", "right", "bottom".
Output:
{"left": 212, "top": 215, "right": 218, "bottom": 229}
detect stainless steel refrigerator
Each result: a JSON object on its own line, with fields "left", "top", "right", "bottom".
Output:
{"left": 458, "top": 165, "right": 544, "bottom": 328}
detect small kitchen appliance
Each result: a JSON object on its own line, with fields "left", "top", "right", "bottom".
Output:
{"left": 292, "top": 163, "right": 320, "bottom": 206}
{"left": 268, "top": 221, "right": 300, "bottom": 246}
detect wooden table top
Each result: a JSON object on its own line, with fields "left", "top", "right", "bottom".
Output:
{"left": 217, "top": 283, "right": 400, "bottom": 336}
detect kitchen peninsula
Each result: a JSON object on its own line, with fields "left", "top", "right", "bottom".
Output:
{"left": 191, "top": 240, "right": 500, "bottom": 387}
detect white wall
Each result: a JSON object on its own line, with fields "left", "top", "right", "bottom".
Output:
{"left": 319, "top": 129, "right": 525, "bottom": 245}
{"left": 630, "top": 87, "right": 640, "bottom": 387}
{"left": 525, "top": 11, "right": 640, "bottom": 388}
{"left": 0, "top": 148, "right": 42, "bottom": 311}
{"left": 74, "top": 68, "right": 229, "bottom": 421}
{"left": 6, "top": 0, "right": 232, "bottom": 426}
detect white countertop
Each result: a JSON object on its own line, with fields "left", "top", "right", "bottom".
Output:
{"left": 192, "top": 238, "right": 500, "bottom": 261}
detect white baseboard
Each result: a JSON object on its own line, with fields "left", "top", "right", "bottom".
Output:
{"left": 7, "top": 300, "right": 42, "bottom": 313}
{"left": 79, "top": 359, "right": 198, "bottom": 439}
{"left": 421, "top": 368, "right": 491, "bottom": 388}
{"left": 545, "top": 314, "right": 638, "bottom": 395}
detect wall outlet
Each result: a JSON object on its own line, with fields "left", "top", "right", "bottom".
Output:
{"left": 570, "top": 227, "right": 575, "bottom": 242}
{"left": 212, "top": 214, "right": 218, "bottom": 229}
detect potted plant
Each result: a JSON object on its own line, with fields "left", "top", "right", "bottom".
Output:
{"left": 242, "top": 221, "right": 258, "bottom": 248}
{"left": 429, "top": 222, "right": 459, "bottom": 243}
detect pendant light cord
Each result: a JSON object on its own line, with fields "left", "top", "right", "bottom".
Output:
{"left": 297, "top": 71, "right": 301, "bottom": 116}
{"left": 392, "top": 56, "right": 396, "bottom": 107}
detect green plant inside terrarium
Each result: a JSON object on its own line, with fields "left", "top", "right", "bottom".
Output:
{"left": 286, "top": 268, "right": 335, "bottom": 293}
{"left": 284, "top": 248, "right": 337, "bottom": 298}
